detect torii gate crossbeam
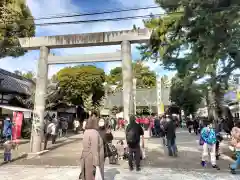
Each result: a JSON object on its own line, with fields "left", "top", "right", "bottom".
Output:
{"left": 19, "top": 28, "right": 150, "bottom": 154}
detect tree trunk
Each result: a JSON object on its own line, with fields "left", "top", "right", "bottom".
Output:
{"left": 208, "top": 85, "right": 222, "bottom": 124}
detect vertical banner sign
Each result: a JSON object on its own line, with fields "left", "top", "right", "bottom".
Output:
{"left": 237, "top": 91, "right": 240, "bottom": 101}
{"left": 160, "top": 103, "right": 164, "bottom": 114}
{"left": 12, "top": 112, "right": 23, "bottom": 143}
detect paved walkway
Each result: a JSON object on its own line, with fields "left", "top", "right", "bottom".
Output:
{"left": 0, "top": 129, "right": 238, "bottom": 179}
{"left": 0, "top": 133, "right": 83, "bottom": 164}
{"left": 0, "top": 165, "right": 239, "bottom": 180}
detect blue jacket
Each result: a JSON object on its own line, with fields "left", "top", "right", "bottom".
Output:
{"left": 200, "top": 127, "right": 216, "bottom": 145}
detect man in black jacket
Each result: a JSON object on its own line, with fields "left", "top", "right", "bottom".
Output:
{"left": 126, "top": 115, "right": 144, "bottom": 171}
{"left": 165, "top": 115, "right": 177, "bottom": 156}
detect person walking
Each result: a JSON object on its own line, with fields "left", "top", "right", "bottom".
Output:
{"left": 62, "top": 120, "right": 68, "bottom": 137}
{"left": 79, "top": 115, "right": 104, "bottom": 180}
{"left": 58, "top": 120, "right": 63, "bottom": 138}
{"left": 229, "top": 121, "right": 240, "bottom": 174}
{"left": 52, "top": 121, "right": 58, "bottom": 144}
{"left": 215, "top": 120, "right": 223, "bottom": 160}
{"left": 160, "top": 115, "right": 167, "bottom": 146}
{"left": 44, "top": 120, "right": 56, "bottom": 150}
{"left": 126, "top": 115, "right": 144, "bottom": 171}
{"left": 193, "top": 119, "right": 199, "bottom": 135}
{"left": 165, "top": 114, "right": 177, "bottom": 156}
{"left": 111, "top": 118, "right": 116, "bottom": 131}
{"left": 98, "top": 119, "right": 117, "bottom": 164}
{"left": 200, "top": 122, "right": 220, "bottom": 170}
{"left": 187, "top": 119, "right": 193, "bottom": 134}
{"left": 3, "top": 139, "right": 16, "bottom": 162}
{"left": 73, "top": 119, "right": 80, "bottom": 134}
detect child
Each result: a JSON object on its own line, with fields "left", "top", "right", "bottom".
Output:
{"left": 3, "top": 140, "right": 16, "bottom": 162}
{"left": 200, "top": 123, "right": 220, "bottom": 170}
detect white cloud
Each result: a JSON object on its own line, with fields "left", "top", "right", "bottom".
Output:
{"left": 0, "top": 0, "right": 165, "bottom": 77}
{"left": 233, "top": 68, "right": 240, "bottom": 75}
{"left": 104, "top": 61, "right": 122, "bottom": 74}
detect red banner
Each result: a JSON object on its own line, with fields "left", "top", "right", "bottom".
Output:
{"left": 12, "top": 112, "right": 23, "bottom": 143}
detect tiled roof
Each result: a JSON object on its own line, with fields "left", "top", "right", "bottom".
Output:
{"left": 104, "top": 87, "right": 171, "bottom": 108}
{"left": 0, "top": 68, "right": 35, "bottom": 95}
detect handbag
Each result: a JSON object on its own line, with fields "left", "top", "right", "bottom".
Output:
{"left": 199, "top": 136, "right": 204, "bottom": 146}
{"left": 141, "top": 148, "right": 146, "bottom": 159}
{"left": 95, "top": 166, "right": 103, "bottom": 180}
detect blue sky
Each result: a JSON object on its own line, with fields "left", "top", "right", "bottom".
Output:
{"left": 0, "top": 0, "right": 175, "bottom": 78}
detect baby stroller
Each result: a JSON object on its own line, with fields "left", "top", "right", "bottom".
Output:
{"left": 107, "top": 143, "right": 119, "bottom": 164}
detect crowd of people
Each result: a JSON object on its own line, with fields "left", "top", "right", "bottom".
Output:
{"left": 185, "top": 115, "right": 240, "bottom": 173}
{"left": 1, "top": 110, "right": 240, "bottom": 178}
{"left": 43, "top": 114, "right": 69, "bottom": 150}
{"left": 79, "top": 112, "right": 180, "bottom": 180}
{"left": 79, "top": 111, "right": 240, "bottom": 179}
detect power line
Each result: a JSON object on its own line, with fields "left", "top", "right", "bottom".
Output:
{"left": 33, "top": 5, "right": 161, "bottom": 21}
{"left": 0, "top": 5, "right": 239, "bottom": 33}
{"left": 25, "top": 4, "right": 240, "bottom": 22}
{"left": 34, "top": 14, "right": 161, "bottom": 26}
{"left": 33, "top": 5, "right": 240, "bottom": 27}
{"left": 5, "top": 4, "right": 240, "bottom": 25}
{"left": 4, "top": 5, "right": 161, "bottom": 23}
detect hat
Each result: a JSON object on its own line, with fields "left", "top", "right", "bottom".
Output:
{"left": 98, "top": 119, "right": 105, "bottom": 127}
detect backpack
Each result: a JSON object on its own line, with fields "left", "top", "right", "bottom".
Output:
{"left": 126, "top": 128, "right": 138, "bottom": 145}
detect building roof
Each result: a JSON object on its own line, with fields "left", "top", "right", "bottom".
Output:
{"left": 0, "top": 68, "right": 35, "bottom": 96}
{"left": 104, "top": 87, "right": 171, "bottom": 108}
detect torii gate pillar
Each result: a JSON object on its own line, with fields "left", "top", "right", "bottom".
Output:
{"left": 121, "top": 40, "right": 133, "bottom": 123}
{"left": 30, "top": 46, "right": 49, "bottom": 153}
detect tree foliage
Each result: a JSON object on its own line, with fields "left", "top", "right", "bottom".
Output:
{"left": 56, "top": 65, "right": 105, "bottom": 107}
{"left": 141, "top": 0, "right": 240, "bottom": 80}
{"left": 170, "top": 75, "right": 203, "bottom": 116}
{"left": 14, "top": 70, "right": 35, "bottom": 81}
{"left": 106, "top": 61, "right": 156, "bottom": 89}
{"left": 0, "top": 0, "right": 35, "bottom": 58}
{"left": 140, "top": 0, "right": 240, "bottom": 119}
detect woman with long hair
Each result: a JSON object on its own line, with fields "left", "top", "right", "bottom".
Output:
{"left": 79, "top": 116, "right": 104, "bottom": 180}
{"left": 98, "top": 118, "right": 117, "bottom": 164}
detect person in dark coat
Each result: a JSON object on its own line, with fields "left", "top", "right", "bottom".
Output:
{"left": 186, "top": 119, "right": 193, "bottom": 133}
{"left": 165, "top": 115, "right": 177, "bottom": 156}
{"left": 193, "top": 119, "right": 199, "bottom": 135}
{"left": 153, "top": 117, "right": 160, "bottom": 137}
{"left": 126, "top": 115, "right": 144, "bottom": 171}
{"left": 98, "top": 119, "right": 114, "bottom": 159}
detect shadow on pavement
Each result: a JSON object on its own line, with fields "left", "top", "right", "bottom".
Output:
{"left": 105, "top": 167, "right": 120, "bottom": 180}
{"left": 143, "top": 147, "right": 232, "bottom": 172}
{"left": 0, "top": 153, "right": 27, "bottom": 166}
{"left": 40, "top": 137, "right": 81, "bottom": 155}
{"left": 8, "top": 135, "right": 82, "bottom": 166}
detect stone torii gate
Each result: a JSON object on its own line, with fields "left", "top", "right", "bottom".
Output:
{"left": 18, "top": 28, "right": 150, "bottom": 153}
